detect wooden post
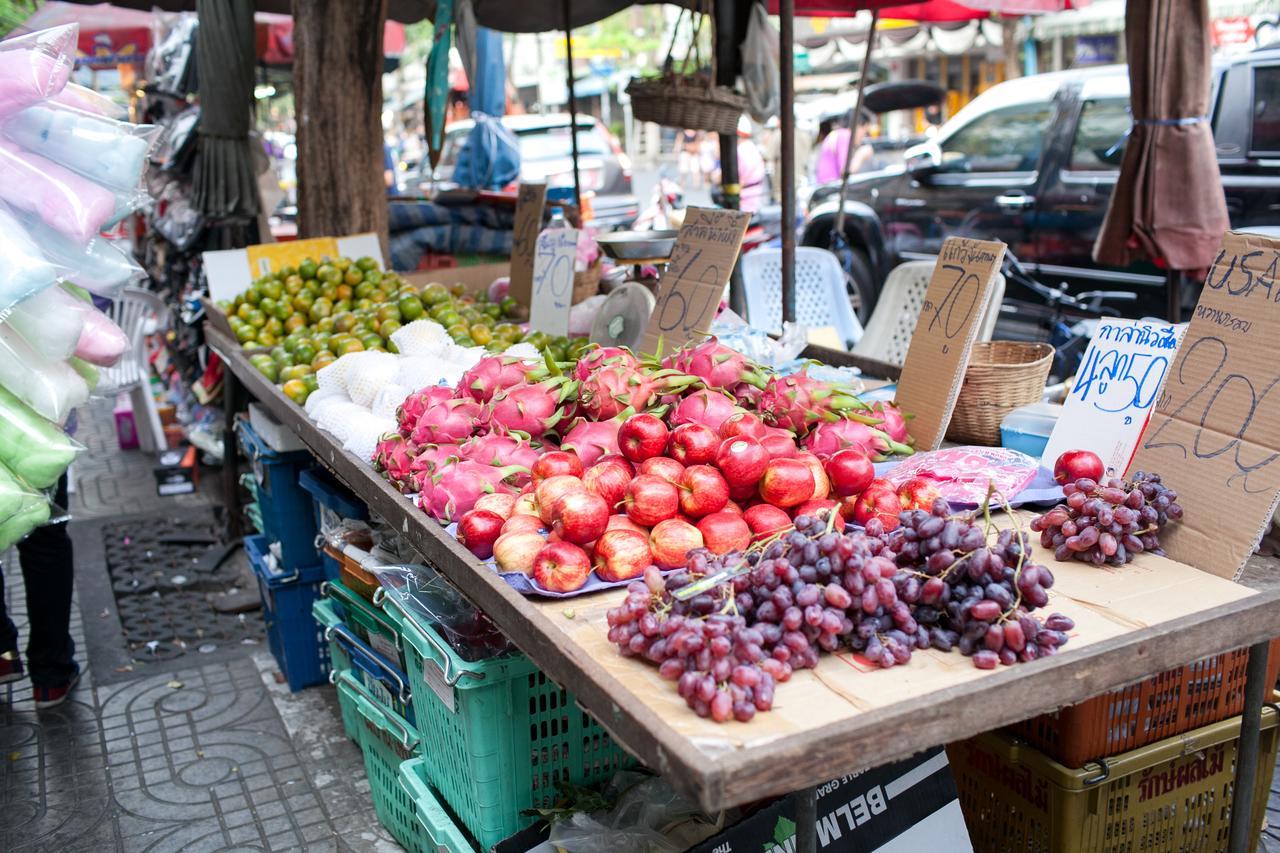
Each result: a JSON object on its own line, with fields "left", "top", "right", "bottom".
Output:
{"left": 293, "top": 0, "right": 390, "bottom": 256}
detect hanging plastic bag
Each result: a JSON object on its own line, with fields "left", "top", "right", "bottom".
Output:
{"left": 68, "top": 356, "right": 100, "bottom": 392}
{"left": 16, "top": 211, "right": 142, "bottom": 297}
{"left": 0, "top": 206, "right": 59, "bottom": 314}
{"left": 452, "top": 113, "right": 520, "bottom": 190}
{"left": 3, "top": 102, "right": 160, "bottom": 192}
{"left": 50, "top": 82, "right": 129, "bottom": 120}
{"left": 74, "top": 306, "right": 130, "bottom": 367}
{"left": 741, "top": 2, "right": 780, "bottom": 124}
{"left": 0, "top": 140, "right": 115, "bottom": 243}
{"left": 0, "top": 385, "right": 83, "bottom": 489}
{"left": 0, "top": 25, "right": 76, "bottom": 119}
{"left": 0, "top": 464, "right": 51, "bottom": 551}
{"left": 2, "top": 286, "right": 86, "bottom": 361}
{"left": 0, "top": 323, "right": 90, "bottom": 423}
{"left": 104, "top": 186, "right": 153, "bottom": 229}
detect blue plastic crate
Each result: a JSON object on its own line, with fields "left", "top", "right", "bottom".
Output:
{"left": 246, "top": 534, "right": 329, "bottom": 691}
{"left": 236, "top": 419, "right": 318, "bottom": 572}
{"left": 300, "top": 467, "right": 368, "bottom": 523}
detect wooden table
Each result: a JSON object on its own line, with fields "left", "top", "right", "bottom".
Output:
{"left": 207, "top": 325, "right": 1280, "bottom": 848}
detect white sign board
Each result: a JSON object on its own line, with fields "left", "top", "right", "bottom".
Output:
{"left": 528, "top": 227, "right": 577, "bottom": 337}
{"left": 203, "top": 232, "right": 385, "bottom": 303}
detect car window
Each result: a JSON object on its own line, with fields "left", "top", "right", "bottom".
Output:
{"left": 519, "top": 126, "right": 608, "bottom": 161}
{"left": 436, "top": 129, "right": 470, "bottom": 168}
{"left": 1253, "top": 64, "right": 1280, "bottom": 155}
{"left": 1070, "top": 98, "right": 1130, "bottom": 170}
{"left": 940, "top": 102, "right": 1054, "bottom": 173}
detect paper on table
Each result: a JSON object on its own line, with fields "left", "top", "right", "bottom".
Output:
{"left": 528, "top": 227, "right": 577, "bottom": 337}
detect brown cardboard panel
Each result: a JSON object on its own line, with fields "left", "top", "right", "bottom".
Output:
{"left": 639, "top": 207, "right": 751, "bottom": 355}
{"left": 1126, "top": 231, "right": 1280, "bottom": 579}
{"left": 894, "top": 239, "right": 1006, "bottom": 450}
{"left": 402, "top": 263, "right": 510, "bottom": 297}
{"left": 508, "top": 182, "right": 547, "bottom": 306}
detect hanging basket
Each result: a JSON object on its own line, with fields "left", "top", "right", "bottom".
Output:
{"left": 946, "top": 342, "right": 1054, "bottom": 446}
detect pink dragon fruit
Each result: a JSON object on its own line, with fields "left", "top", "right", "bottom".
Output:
{"left": 420, "top": 461, "right": 527, "bottom": 523}
{"left": 560, "top": 417, "right": 625, "bottom": 467}
{"left": 662, "top": 337, "right": 765, "bottom": 392}
{"left": 396, "top": 386, "right": 454, "bottom": 437}
{"left": 372, "top": 433, "right": 417, "bottom": 493}
{"left": 410, "top": 398, "right": 484, "bottom": 444}
{"left": 409, "top": 443, "right": 462, "bottom": 491}
{"left": 869, "top": 401, "right": 913, "bottom": 446}
{"left": 757, "top": 369, "right": 876, "bottom": 434}
{"left": 669, "top": 389, "right": 745, "bottom": 434}
{"left": 803, "top": 420, "right": 912, "bottom": 462}
{"left": 573, "top": 346, "right": 638, "bottom": 383}
{"left": 484, "top": 376, "right": 577, "bottom": 440}
{"left": 459, "top": 432, "right": 542, "bottom": 470}
{"left": 457, "top": 356, "right": 542, "bottom": 404}
{"left": 578, "top": 366, "right": 697, "bottom": 422}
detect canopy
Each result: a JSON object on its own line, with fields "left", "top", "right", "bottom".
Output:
{"left": 765, "top": 0, "right": 1085, "bottom": 19}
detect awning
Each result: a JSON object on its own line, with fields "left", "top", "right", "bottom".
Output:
{"left": 1033, "top": 0, "right": 1275, "bottom": 40}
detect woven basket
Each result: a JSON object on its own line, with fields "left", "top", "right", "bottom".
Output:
{"left": 946, "top": 342, "right": 1054, "bottom": 446}
{"left": 573, "top": 259, "right": 602, "bottom": 305}
{"left": 626, "top": 76, "right": 746, "bottom": 135}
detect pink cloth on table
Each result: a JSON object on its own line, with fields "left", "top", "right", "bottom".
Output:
{"left": 74, "top": 309, "right": 129, "bottom": 367}
{"left": 0, "top": 140, "right": 115, "bottom": 244}
{"left": 0, "top": 48, "right": 72, "bottom": 118}
{"left": 884, "top": 447, "right": 1039, "bottom": 506}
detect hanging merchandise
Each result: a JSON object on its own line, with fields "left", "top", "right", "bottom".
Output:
{"left": 15, "top": 211, "right": 143, "bottom": 298}
{"left": 0, "top": 322, "right": 91, "bottom": 424}
{"left": 0, "top": 206, "right": 59, "bottom": 313}
{"left": 0, "top": 140, "right": 116, "bottom": 243}
{"left": 50, "top": 82, "right": 129, "bottom": 120}
{"left": 0, "top": 24, "right": 76, "bottom": 119}
{"left": 451, "top": 114, "right": 520, "bottom": 190}
{"left": 2, "top": 102, "right": 161, "bottom": 192}
{"left": 0, "top": 385, "right": 83, "bottom": 491}
{"left": 0, "top": 465, "right": 50, "bottom": 551}
{"left": 2, "top": 285, "right": 89, "bottom": 362}
{"left": 741, "top": 2, "right": 780, "bottom": 123}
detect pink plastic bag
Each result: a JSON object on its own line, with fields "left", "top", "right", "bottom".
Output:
{"left": 0, "top": 140, "right": 115, "bottom": 243}
{"left": 884, "top": 447, "right": 1039, "bottom": 506}
{"left": 0, "top": 25, "right": 76, "bottom": 118}
{"left": 74, "top": 309, "right": 129, "bottom": 367}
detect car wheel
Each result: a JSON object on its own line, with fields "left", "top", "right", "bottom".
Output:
{"left": 838, "top": 247, "right": 876, "bottom": 324}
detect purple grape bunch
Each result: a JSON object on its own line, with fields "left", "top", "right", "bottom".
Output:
{"left": 1030, "top": 471, "right": 1183, "bottom": 566}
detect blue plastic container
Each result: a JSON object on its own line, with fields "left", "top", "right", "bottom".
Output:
{"left": 300, "top": 467, "right": 369, "bottom": 525}
{"left": 236, "top": 419, "right": 318, "bottom": 572}
{"left": 246, "top": 534, "right": 329, "bottom": 691}
{"left": 1000, "top": 402, "right": 1062, "bottom": 461}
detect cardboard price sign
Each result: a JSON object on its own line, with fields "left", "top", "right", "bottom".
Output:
{"left": 639, "top": 207, "right": 751, "bottom": 354}
{"left": 893, "top": 238, "right": 1006, "bottom": 450}
{"left": 508, "top": 182, "right": 547, "bottom": 306}
{"left": 1127, "top": 231, "right": 1280, "bottom": 579}
{"left": 528, "top": 227, "right": 578, "bottom": 337}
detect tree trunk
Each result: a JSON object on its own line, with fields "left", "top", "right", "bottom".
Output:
{"left": 293, "top": 0, "right": 390, "bottom": 259}
{"left": 1001, "top": 18, "right": 1022, "bottom": 81}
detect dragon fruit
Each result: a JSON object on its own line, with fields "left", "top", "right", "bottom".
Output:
{"left": 574, "top": 346, "right": 639, "bottom": 383}
{"left": 803, "top": 420, "right": 912, "bottom": 462}
{"left": 757, "top": 369, "right": 876, "bottom": 434}
{"left": 669, "top": 389, "right": 745, "bottom": 434}
{"left": 560, "top": 417, "right": 624, "bottom": 467}
{"left": 420, "top": 461, "right": 527, "bottom": 523}
{"left": 869, "top": 401, "right": 913, "bottom": 446}
{"left": 578, "top": 366, "right": 697, "bottom": 422}
{"left": 409, "top": 443, "right": 462, "bottom": 491}
{"left": 396, "top": 386, "right": 454, "bottom": 438}
{"left": 484, "top": 376, "right": 577, "bottom": 440}
{"left": 410, "top": 398, "right": 484, "bottom": 444}
{"left": 662, "top": 337, "right": 766, "bottom": 392}
{"left": 457, "top": 356, "right": 542, "bottom": 404}
{"left": 459, "top": 432, "right": 542, "bottom": 469}
{"left": 372, "top": 433, "right": 418, "bottom": 493}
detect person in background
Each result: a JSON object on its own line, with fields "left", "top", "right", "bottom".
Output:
{"left": 712, "top": 117, "right": 767, "bottom": 213}
{"left": 814, "top": 109, "right": 875, "bottom": 185}
{"left": 678, "top": 129, "right": 702, "bottom": 188}
{"left": 383, "top": 142, "right": 399, "bottom": 194}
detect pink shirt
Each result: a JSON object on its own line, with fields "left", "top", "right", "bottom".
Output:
{"left": 737, "top": 140, "right": 766, "bottom": 213}
{"left": 815, "top": 128, "right": 851, "bottom": 184}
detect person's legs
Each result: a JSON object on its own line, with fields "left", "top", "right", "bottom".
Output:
{"left": 0, "top": 559, "right": 25, "bottom": 683}
{"left": 15, "top": 475, "right": 77, "bottom": 694}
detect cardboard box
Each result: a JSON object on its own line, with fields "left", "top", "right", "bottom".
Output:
{"left": 403, "top": 262, "right": 511, "bottom": 298}
{"left": 153, "top": 445, "right": 199, "bottom": 496}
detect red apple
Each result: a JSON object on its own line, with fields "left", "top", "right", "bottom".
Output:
{"left": 728, "top": 479, "right": 759, "bottom": 502}
{"left": 472, "top": 492, "right": 517, "bottom": 520}
{"left": 722, "top": 499, "right": 744, "bottom": 515}
{"left": 551, "top": 490, "right": 610, "bottom": 545}
{"left": 714, "top": 437, "right": 769, "bottom": 488}
{"left": 759, "top": 457, "right": 815, "bottom": 508}
{"left": 532, "top": 541, "right": 592, "bottom": 592}
{"left": 648, "top": 519, "right": 704, "bottom": 569}
{"left": 697, "top": 511, "right": 752, "bottom": 554}
{"left": 792, "top": 499, "right": 846, "bottom": 531}
{"left": 795, "top": 452, "right": 830, "bottom": 501}
{"left": 838, "top": 493, "right": 860, "bottom": 520}
{"left": 618, "top": 413, "right": 669, "bottom": 463}
{"left": 1053, "top": 449, "right": 1105, "bottom": 485}
{"left": 493, "top": 530, "right": 547, "bottom": 574}
{"left": 668, "top": 423, "right": 719, "bottom": 466}
{"left": 457, "top": 509, "right": 505, "bottom": 559}
{"left": 639, "top": 456, "right": 685, "bottom": 483}
{"left": 501, "top": 514, "right": 544, "bottom": 536}
{"left": 720, "top": 411, "right": 767, "bottom": 441}
{"left": 826, "top": 449, "right": 875, "bottom": 497}
{"left": 531, "top": 450, "right": 584, "bottom": 485}
{"left": 853, "top": 481, "right": 903, "bottom": 531}
{"left": 760, "top": 427, "right": 799, "bottom": 460}
{"left": 623, "top": 474, "right": 680, "bottom": 527}
{"left": 512, "top": 492, "right": 540, "bottom": 517}
{"left": 897, "top": 477, "right": 943, "bottom": 512}
{"left": 593, "top": 529, "right": 653, "bottom": 582}
{"left": 581, "top": 456, "right": 633, "bottom": 511}
{"left": 743, "top": 504, "right": 793, "bottom": 541}
{"left": 535, "top": 475, "right": 586, "bottom": 525}
{"left": 678, "top": 465, "right": 730, "bottom": 518}
{"left": 605, "top": 514, "right": 646, "bottom": 535}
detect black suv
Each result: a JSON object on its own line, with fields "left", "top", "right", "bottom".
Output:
{"left": 801, "top": 48, "right": 1280, "bottom": 320}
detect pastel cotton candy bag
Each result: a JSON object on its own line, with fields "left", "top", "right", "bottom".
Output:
{"left": 0, "top": 384, "right": 82, "bottom": 489}
{"left": 3, "top": 285, "right": 88, "bottom": 361}
{"left": 0, "top": 464, "right": 50, "bottom": 551}
{"left": 0, "top": 25, "right": 75, "bottom": 119}
{"left": 0, "top": 139, "right": 115, "bottom": 243}
{"left": 16, "top": 211, "right": 142, "bottom": 297}
{"left": 0, "top": 322, "right": 89, "bottom": 423}
{"left": 2, "top": 102, "right": 159, "bottom": 192}
{"left": 0, "top": 205, "right": 59, "bottom": 313}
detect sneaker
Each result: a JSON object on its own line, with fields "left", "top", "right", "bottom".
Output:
{"left": 0, "top": 652, "right": 22, "bottom": 685}
{"left": 33, "top": 666, "right": 81, "bottom": 710}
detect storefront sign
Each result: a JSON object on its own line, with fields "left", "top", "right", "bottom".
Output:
{"left": 639, "top": 207, "right": 751, "bottom": 354}
{"left": 1212, "top": 18, "right": 1255, "bottom": 49}
{"left": 893, "top": 237, "right": 1006, "bottom": 451}
{"left": 1074, "top": 35, "right": 1118, "bottom": 66}
{"left": 528, "top": 227, "right": 578, "bottom": 337}
{"left": 1127, "top": 231, "right": 1280, "bottom": 579}
{"left": 1042, "top": 318, "right": 1181, "bottom": 475}
{"left": 508, "top": 182, "right": 547, "bottom": 306}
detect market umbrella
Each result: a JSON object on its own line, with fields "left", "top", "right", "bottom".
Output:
{"left": 191, "top": 0, "right": 260, "bottom": 228}
{"left": 1091, "top": 0, "right": 1227, "bottom": 322}
{"left": 424, "top": 0, "right": 454, "bottom": 172}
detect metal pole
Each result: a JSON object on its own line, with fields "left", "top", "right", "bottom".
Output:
{"left": 714, "top": 0, "right": 745, "bottom": 317}
{"left": 1227, "top": 640, "right": 1270, "bottom": 852}
{"left": 780, "top": 0, "right": 796, "bottom": 324}
{"left": 796, "top": 785, "right": 817, "bottom": 853}
{"left": 1167, "top": 269, "right": 1184, "bottom": 323}
{"left": 222, "top": 369, "right": 243, "bottom": 541}
{"left": 562, "top": 0, "right": 582, "bottom": 213}
{"left": 832, "top": 10, "right": 879, "bottom": 237}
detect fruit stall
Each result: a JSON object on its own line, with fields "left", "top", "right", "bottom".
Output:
{"left": 201, "top": 224, "right": 1280, "bottom": 852}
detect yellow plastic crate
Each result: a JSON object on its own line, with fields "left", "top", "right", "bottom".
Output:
{"left": 948, "top": 700, "right": 1279, "bottom": 853}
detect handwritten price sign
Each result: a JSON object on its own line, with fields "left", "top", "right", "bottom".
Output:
{"left": 1042, "top": 319, "right": 1180, "bottom": 475}
{"left": 639, "top": 207, "right": 751, "bottom": 354}
{"left": 508, "top": 182, "right": 547, "bottom": 306}
{"left": 894, "top": 238, "right": 1006, "bottom": 450}
{"left": 528, "top": 227, "right": 577, "bottom": 337}
{"left": 1127, "top": 231, "right": 1280, "bottom": 579}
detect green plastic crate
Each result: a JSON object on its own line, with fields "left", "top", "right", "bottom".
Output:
{"left": 399, "top": 758, "right": 477, "bottom": 853}
{"left": 337, "top": 671, "right": 424, "bottom": 853}
{"left": 322, "top": 579, "right": 405, "bottom": 669}
{"left": 381, "top": 593, "right": 631, "bottom": 849}
{"left": 315, "top": 597, "right": 414, "bottom": 726}
{"left": 313, "top": 599, "right": 360, "bottom": 742}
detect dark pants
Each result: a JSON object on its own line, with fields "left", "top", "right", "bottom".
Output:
{"left": 0, "top": 475, "right": 76, "bottom": 687}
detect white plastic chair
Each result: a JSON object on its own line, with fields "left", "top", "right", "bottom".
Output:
{"left": 740, "top": 247, "right": 865, "bottom": 349}
{"left": 852, "top": 259, "right": 1005, "bottom": 367}
{"left": 100, "top": 287, "right": 168, "bottom": 453}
